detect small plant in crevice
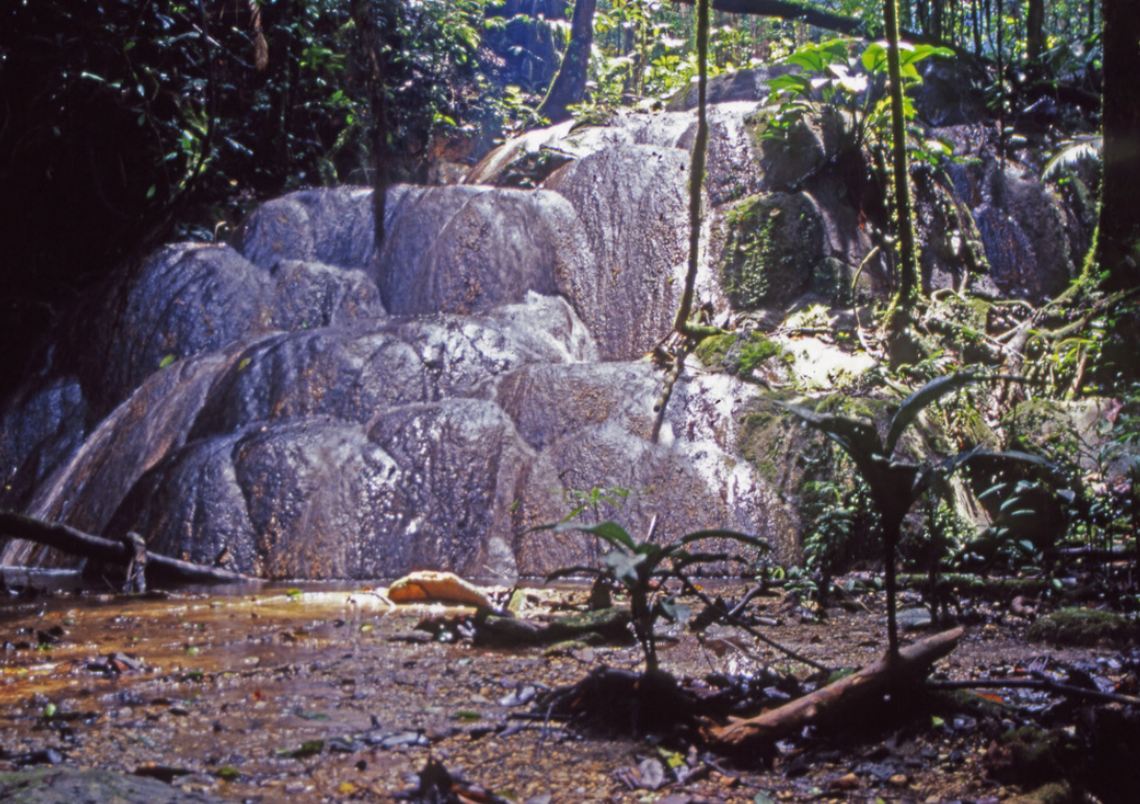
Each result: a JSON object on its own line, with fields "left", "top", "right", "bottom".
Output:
{"left": 555, "top": 483, "right": 651, "bottom": 525}
{"left": 541, "top": 520, "right": 768, "bottom": 674}
{"left": 760, "top": 37, "right": 955, "bottom": 177}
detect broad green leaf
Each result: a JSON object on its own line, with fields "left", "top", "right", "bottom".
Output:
{"left": 777, "top": 401, "right": 883, "bottom": 464}
{"left": 767, "top": 73, "right": 812, "bottom": 95}
{"left": 555, "top": 519, "right": 637, "bottom": 551}
{"left": 605, "top": 549, "right": 645, "bottom": 587}
{"left": 886, "top": 372, "right": 988, "bottom": 455}
{"left": 159, "top": 353, "right": 176, "bottom": 368}
{"left": 677, "top": 529, "right": 769, "bottom": 552}
{"left": 861, "top": 42, "right": 889, "bottom": 73}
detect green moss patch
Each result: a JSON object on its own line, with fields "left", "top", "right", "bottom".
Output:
{"left": 719, "top": 193, "right": 824, "bottom": 309}
{"left": 693, "top": 332, "right": 739, "bottom": 371}
{"left": 1027, "top": 607, "right": 1140, "bottom": 647}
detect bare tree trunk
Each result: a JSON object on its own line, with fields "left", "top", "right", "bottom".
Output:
{"left": 1098, "top": 0, "right": 1140, "bottom": 291}
{"left": 537, "top": 0, "right": 597, "bottom": 123}
{"left": 350, "top": 0, "right": 392, "bottom": 247}
{"left": 881, "top": 0, "right": 921, "bottom": 334}
{"left": 1026, "top": 0, "right": 1045, "bottom": 62}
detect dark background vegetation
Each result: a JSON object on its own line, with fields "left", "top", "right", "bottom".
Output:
{"left": 0, "top": 1, "right": 1132, "bottom": 399}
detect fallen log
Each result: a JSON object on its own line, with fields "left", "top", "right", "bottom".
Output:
{"left": 473, "top": 608, "right": 634, "bottom": 647}
{"left": 0, "top": 510, "right": 256, "bottom": 587}
{"left": 708, "top": 627, "right": 964, "bottom": 748}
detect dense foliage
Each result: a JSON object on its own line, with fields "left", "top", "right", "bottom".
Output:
{"left": 0, "top": 0, "right": 493, "bottom": 387}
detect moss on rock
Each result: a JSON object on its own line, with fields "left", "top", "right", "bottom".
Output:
{"left": 1027, "top": 607, "right": 1140, "bottom": 646}
{"left": 719, "top": 193, "right": 825, "bottom": 309}
{"left": 694, "top": 332, "right": 739, "bottom": 371}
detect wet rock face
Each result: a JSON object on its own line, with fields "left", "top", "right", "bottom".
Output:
{"left": 0, "top": 66, "right": 1092, "bottom": 580}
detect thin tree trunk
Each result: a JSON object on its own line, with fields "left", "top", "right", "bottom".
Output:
{"left": 1026, "top": 0, "right": 1045, "bottom": 62}
{"left": 881, "top": 0, "right": 921, "bottom": 333}
{"left": 674, "top": 0, "right": 715, "bottom": 339}
{"left": 537, "top": 0, "right": 597, "bottom": 123}
{"left": 350, "top": 0, "right": 392, "bottom": 247}
{"left": 972, "top": 0, "right": 982, "bottom": 56}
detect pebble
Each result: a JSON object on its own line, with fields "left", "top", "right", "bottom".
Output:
{"left": 829, "top": 772, "right": 861, "bottom": 790}
{"left": 888, "top": 773, "right": 909, "bottom": 787}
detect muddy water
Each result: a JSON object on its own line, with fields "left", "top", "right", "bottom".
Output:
{"left": 0, "top": 583, "right": 662, "bottom": 803}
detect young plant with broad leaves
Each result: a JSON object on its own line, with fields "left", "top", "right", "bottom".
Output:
{"left": 779, "top": 372, "right": 1051, "bottom": 661}
{"left": 542, "top": 520, "right": 768, "bottom": 674}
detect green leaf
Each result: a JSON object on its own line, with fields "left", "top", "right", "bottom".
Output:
{"left": 767, "top": 73, "right": 813, "bottom": 97}
{"left": 159, "top": 353, "right": 176, "bottom": 368}
{"left": 555, "top": 520, "right": 637, "bottom": 552}
{"left": 453, "top": 710, "right": 482, "bottom": 721}
{"left": 776, "top": 401, "right": 883, "bottom": 465}
{"left": 276, "top": 739, "right": 324, "bottom": 759}
{"left": 294, "top": 709, "right": 329, "bottom": 721}
{"left": 886, "top": 372, "right": 988, "bottom": 456}
{"left": 861, "top": 42, "right": 889, "bottom": 73}
{"left": 605, "top": 549, "right": 646, "bottom": 587}
{"left": 677, "top": 528, "right": 769, "bottom": 552}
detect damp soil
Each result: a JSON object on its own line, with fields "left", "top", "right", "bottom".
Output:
{"left": 0, "top": 581, "right": 1133, "bottom": 803}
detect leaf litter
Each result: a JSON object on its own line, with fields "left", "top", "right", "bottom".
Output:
{"left": 0, "top": 581, "right": 1138, "bottom": 803}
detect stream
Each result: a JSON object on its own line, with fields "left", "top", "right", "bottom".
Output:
{"left": 3, "top": 580, "right": 1125, "bottom": 804}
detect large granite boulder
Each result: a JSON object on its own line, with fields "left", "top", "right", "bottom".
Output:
{"left": 0, "top": 66, "right": 1094, "bottom": 581}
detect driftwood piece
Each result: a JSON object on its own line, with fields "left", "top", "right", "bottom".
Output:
{"left": 0, "top": 510, "right": 255, "bottom": 586}
{"left": 474, "top": 608, "right": 634, "bottom": 647}
{"left": 709, "top": 627, "right": 964, "bottom": 748}
{"left": 122, "top": 532, "right": 148, "bottom": 593}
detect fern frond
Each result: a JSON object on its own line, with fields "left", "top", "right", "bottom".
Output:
{"left": 1042, "top": 134, "right": 1102, "bottom": 180}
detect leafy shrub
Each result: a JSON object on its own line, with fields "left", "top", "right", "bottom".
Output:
{"left": 544, "top": 520, "right": 767, "bottom": 673}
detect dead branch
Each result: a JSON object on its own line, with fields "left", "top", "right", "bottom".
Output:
{"left": 679, "top": 577, "right": 831, "bottom": 673}
{"left": 0, "top": 510, "right": 256, "bottom": 586}
{"left": 927, "top": 677, "right": 1140, "bottom": 707}
{"left": 708, "top": 627, "right": 963, "bottom": 749}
